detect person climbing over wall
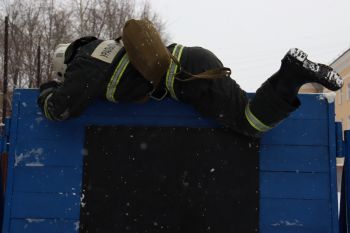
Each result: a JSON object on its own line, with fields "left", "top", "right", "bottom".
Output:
{"left": 37, "top": 19, "right": 344, "bottom": 138}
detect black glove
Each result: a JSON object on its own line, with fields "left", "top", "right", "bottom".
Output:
{"left": 39, "top": 80, "right": 61, "bottom": 92}
{"left": 37, "top": 81, "right": 61, "bottom": 120}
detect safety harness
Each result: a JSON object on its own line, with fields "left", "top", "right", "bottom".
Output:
{"left": 105, "top": 43, "right": 232, "bottom": 103}
{"left": 107, "top": 19, "right": 231, "bottom": 103}
{"left": 106, "top": 53, "right": 130, "bottom": 102}
{"left": 105, "top": 44, "right": 185, "bottom": 102}
{"left": 165, "top": 44, "right": 184, "bottom": 100}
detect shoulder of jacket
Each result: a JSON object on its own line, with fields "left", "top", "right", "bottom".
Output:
{"left": 90, "top": 40, "right": 123, "bottom": 64}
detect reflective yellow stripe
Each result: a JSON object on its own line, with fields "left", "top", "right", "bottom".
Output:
{"left": 44, "top": 93, "right": 54, "bottom": 121}
{"left": 165, "top": 44, "right": 184, "bottom": 100}
{"left": 106, "top": 54, "right": 130, "bottom": 102}
{"left": 245, "top": 103, "right": 272, "bottom": 132}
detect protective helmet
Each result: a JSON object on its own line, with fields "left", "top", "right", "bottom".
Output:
{"left": 52, "top": 43, "right": 70, "bottom": 79}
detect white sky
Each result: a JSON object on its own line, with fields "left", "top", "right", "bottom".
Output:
{"left": 148, "top": 0, "right": 350, "bottom": 91}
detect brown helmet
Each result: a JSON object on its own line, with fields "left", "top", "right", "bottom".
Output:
{"left": 122, "top": 19, "right": 170, "bottom": 88}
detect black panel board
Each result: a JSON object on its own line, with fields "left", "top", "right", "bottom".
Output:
{"left": 80, "top": 126, "right": 259, "bottom": 233}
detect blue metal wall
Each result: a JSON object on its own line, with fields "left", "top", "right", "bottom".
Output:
{"left": 1, "top": 89, "right": 339, "bottom": 233}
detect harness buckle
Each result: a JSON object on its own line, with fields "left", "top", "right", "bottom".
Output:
{"left": 149, "top": 87, "right": 168, "bottom": 101}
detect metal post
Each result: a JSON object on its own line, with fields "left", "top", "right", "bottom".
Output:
{"left": 2, "top": 16, "right": 8, "bottom": 123}
{"left": 340, "top": 130, "right": 350, "bottom": 232}
{"left": 36, "top": 45, "right": 41, "bottom": 87}
{"left": 336, "top": 122, "right": 344, "bottom": 157}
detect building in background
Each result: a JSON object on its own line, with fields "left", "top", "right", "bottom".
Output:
{"left": 330, "top": 49, "right": 350, "bottom": 130}
{"left": 329, "top": 48, "right": 350, "bottom": 193}
{"left": 299, "top": 48, "right": 350, "bottom": 131}
{"left": 299, "top": 49, "right": 350, "bottom": 192}
{"left": 299, "top": 83, "right": 323, "bottom": 94}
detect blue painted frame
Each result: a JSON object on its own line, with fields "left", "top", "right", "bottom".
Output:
{"left": 0, "top": 89, "right": 341, "bottom": 233}
{"left": 340, "top": 130, "right": 350, "bottom": 232}
{"left": 328, "top": 101, "right": 340, "bottom": 233}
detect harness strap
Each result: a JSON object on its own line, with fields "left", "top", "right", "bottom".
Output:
{"left": 165, "top": 44, "right": 232, "bottom": 101}
{"left": 245, "top": 103, "right": 272, "bottom": 132}
{"left": 179, "top": 67, "right": 231, "bottom": 81}
{"left": 106, "top": 53, "right": 130, "bottom": 102}
{"left": 106, "top": 44, "right": 232, "bottom": 103}
{"left": 165, "top": 44, "right": 184, "bottom": 100}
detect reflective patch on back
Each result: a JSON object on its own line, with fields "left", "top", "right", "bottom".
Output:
{"left": 91, "top": 40, "right": 122, "bottom": 63}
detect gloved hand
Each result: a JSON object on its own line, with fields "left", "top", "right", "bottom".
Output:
{"left": 37, "top": 81, "right": 62, "bottom": 119}
{"left": 39, "top": 80, "right": 61, "bottom": 92}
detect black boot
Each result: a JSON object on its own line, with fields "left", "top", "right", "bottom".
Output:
{"left": 246, "top": 80, "right": 299, "bottom": 134}
{"left": 280, "top": 48, "right": 343, "bottom": 91}
{"left": 268, "top": 48, "right": 343, "bottom": 106}
{"left": 245, "top": 47, "right": 344, "bottom": 135}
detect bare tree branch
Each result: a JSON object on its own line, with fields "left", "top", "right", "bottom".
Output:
{"left": 0, "top": 0, "right": 167, "bottom": 110}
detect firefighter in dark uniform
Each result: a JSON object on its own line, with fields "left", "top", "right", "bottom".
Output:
{"left": 38, "top": 31, "right": 343, "bottom": 138}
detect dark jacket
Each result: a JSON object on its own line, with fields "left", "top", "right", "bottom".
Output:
{"left": 38, "top": 38, "right": 231, "bottom": 121}
{"left": 38, "top": 37, "right": 299, "bottom": 138}
{"left": 39, "top": 37, "right": 270, "bottom": 138}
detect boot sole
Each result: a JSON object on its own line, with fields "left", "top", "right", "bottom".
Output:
{"left": 287, "top": 48, "right": 343, "bottom": 91}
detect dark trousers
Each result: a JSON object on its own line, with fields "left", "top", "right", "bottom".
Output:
{"left": 174, "top": 75, "right": 298, "bottom": 137}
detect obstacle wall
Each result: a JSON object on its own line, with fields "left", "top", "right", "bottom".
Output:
{"left": 1, "top": 89, "right": 340, "bottom": 233}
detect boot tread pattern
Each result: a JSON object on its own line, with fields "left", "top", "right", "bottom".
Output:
{"left": 287, "top": 48, "right": 344, "bottom": 91}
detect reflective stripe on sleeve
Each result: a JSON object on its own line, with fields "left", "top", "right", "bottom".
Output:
{"left": 106, "top": 54, "right": 130, "bottom": 102}
{"left": 44, "top": 93, "right": 54, "bottom": 121}
{"left": 165, "top": 44, "right": 184, "bottom": 100}
{"left": 43, "top": 93, "right": 69, "bottom": 121}
{"left": 244, "top": 103, "right": 272, "bottom": 132}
